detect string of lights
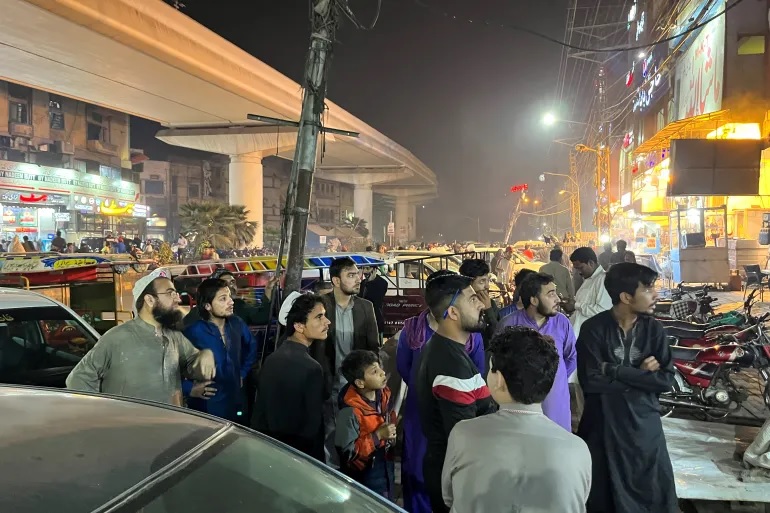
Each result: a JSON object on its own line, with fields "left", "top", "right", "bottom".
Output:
{"left": 411, "top": 0, "right": 746, "bottom": 53}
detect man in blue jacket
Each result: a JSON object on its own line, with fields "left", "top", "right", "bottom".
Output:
{"left": 183, "top": 278, "right": 258, "bottom": 422}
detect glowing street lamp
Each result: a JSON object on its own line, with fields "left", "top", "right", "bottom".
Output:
{"left": 543, "top": 112, "right": 557, "bottom": 126}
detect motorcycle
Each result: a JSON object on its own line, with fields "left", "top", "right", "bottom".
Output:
{"left": 659, "top": 317, "right": 770, "bottom": 419}
{"left": 662, "top": 291, "right": 762, "bottom": 347}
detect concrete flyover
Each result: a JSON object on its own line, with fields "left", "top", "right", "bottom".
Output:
{"left": 0, "top": 0, "right": 438, "bottom": 246}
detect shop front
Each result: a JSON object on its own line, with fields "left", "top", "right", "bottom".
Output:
{"left": 0, "top": 188, "right": 70, "bottom": 250}
{"left": 73, "top": 194, "right": 149, "bottom": 244}
{"left": 0, "top": 159, "right": 141, "bottom": 249}
{"left": 629, "top": 112, "right": 768, "bottom": 283}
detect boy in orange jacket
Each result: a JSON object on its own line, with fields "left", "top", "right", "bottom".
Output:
{"left": 335, "top": 349, "right": 397, "bottom": 500}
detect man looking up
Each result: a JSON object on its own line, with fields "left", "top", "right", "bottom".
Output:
{"left": 310, "top": 257, "right": 379, "bottom": 467}
{"left": 415, "top": 273, "right": 496, "bottom": 513}
{"left": 183, "top": 278, "right": 258, "bottom": 422}
{"left": 67, "top": 268, "right": 216, "bottom": 405}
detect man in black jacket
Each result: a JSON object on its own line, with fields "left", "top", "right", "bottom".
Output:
{"left": 309, "top": 257, "right": 380, "bottom": 467}
{"left": 253, "top": 293, "right": 330, "bottom": 461}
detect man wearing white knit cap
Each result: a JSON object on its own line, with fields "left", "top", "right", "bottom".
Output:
{"left": 66, "top": 268, "right": 216, "bottom": 406}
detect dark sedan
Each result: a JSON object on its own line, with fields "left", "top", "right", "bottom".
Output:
{"left": 0, "top": 386, "right": 404, "bottom": 513}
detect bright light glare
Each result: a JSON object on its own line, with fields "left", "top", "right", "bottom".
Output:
{"left": 543, "top": 113, "right": 556, "bottom": 126}
{"left": 600, "top": 234, "right": 611, "bottom": 243}
{"left": 637, "top": 51, "right": 645, "bottom": 59}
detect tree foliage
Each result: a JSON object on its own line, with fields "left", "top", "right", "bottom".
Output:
{"left": 179, "top": 202, "right": 257, "bottom": 250}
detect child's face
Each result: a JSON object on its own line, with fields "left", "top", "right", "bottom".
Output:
{"left": 357, "top": 362, "right": 388, "bottom": 391}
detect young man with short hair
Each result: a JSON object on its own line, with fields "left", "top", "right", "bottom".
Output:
{"left": 414, "top": 273, "right": 496, "bottom": 513}
{"left": 569, "top": 247, "right": 613, "bottom": 338}
{"left": 442, "top": 326, "right": 591, "bottom": 512}
{"left": 254, "top": 293, "right": 330, "bottom": 461}
{"left": 335, "top": 350, "right": 397, "bottom": 500}
{"left": 183, "top": 278, "right": 258, "bottom": 422}
{"left": 577, "top": 262, "right": 677, "bottom": 513}
{"left": 497, "top": 272, "right": 577, "bottom": 431}
{"left": 541, "top": 248, "right": 576, "bottom": 303}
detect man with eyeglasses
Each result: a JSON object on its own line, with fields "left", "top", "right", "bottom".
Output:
{"left": 67, "top": 268, "right": 216, "bottom": 406}
{"left": 414, "top": 273, "right": 497, "bottom": 513}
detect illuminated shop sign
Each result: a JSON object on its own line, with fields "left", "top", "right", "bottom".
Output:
{"left": 74, "top": 195, "right": 148, "bottom": 218}
{"left": 0, "top": 189, "right": 68, "bottom": 205}
{"left": 0, "top": 160, "right": 138, "bottom": 202}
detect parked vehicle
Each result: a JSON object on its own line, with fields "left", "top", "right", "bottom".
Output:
{"left": 660, "top": 314, "right": 770, "bottom": 419}
{"left": 0, "top": 287, "right": 99, "bottom": 387}
{"left": 0, "top": 385, "right": 404, "bottom": 513}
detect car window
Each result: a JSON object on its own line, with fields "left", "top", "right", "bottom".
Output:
{"left": 132, "top": 430, "right": 399, "bottom": 513}
{"left": 0, "top": 306, "right": 97, "bottom": 375}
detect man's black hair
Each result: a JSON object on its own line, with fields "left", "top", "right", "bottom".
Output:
{"left": 549, "top": 248, "right": 563, "bottom": 262}
{"left": 196, "top": 278, "right": 229, "bottom": 321}
{"left": 459, "top": 259, "right": 490, "bottom": 279}
{"left": 513, "top": 268, "right": 536, "bottom": 288}
{"left": 285, "top": 293, "right": 326, "bottom": 336}
{"left": 570, "top": 247, "right": 598, "bottom": 265}
{"left": 427, "top": 269, "right": 456, "bottom": 284}
{"left": 329, "top": 257, "right": 357, "bottom": 280}
{"left": 340, "top": 349, "right": 379, "bottom": 386}
{"left": 425, "top": 274, "right": 473, "bottom": 320}
{"left": 616, "top": 240, "right": 628, "bottom": 250}
{"left": 312, "top": 280, "right": 333, "bottom": 294}
{"left": 489, "top": 326, "right": 559, "bottom": 404}
{"left": 519, "top": 272, "right": 555, "bottom": 309}
{"left": 604, "top": 262, "right": 658, "bottom": 305}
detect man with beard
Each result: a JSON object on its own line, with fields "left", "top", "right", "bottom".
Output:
{"left": 577, "top": 262, "right": 677, "bottom": 513}
{"left": 414, "top": 273, "right": 496, "bottom": 513}
{"left": 496, "top": 272, "right": 577, "bottom": 431}
{"left": 459, "top": 258, "right": 499, "bottom": 350}
{"left": 310, "top": 257, "right": 380, "bottom": 467}
{"left": 254, "top": 292, "right": 330, "bottom": 461}
{"left": 66, "top": 268, "right": 216, "bottom": 405}
{"left": 182, "top": 278, "right": 258, "bottom": 422}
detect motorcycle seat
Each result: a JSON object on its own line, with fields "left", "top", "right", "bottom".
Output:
{"left": 664, "top": 326, "right": 706, "bottom": 339}
{"left": 671, "top": 346, "right": 701, "bottom": 362}
{"left": 659, "top": 319, "right": 709, "bottom": 330}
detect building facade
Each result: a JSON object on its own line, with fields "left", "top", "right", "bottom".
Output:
{"left": 0, "top": 80, "right": 144, "bottom": 248}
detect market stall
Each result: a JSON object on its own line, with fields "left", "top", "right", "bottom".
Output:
{"left": 669, "top": 205, "right": 729, "bottom": 284}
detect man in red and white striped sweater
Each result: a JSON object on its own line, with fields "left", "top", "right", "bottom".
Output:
{"left": 415, "top": 273, "right": 497, "bottom": 513}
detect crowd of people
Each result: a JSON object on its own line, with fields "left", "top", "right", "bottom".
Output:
{"left": 64, "top": 247, "right": 678, "bottom": 513}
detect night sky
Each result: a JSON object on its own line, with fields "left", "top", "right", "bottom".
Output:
{"left": 140, "top": 0, "right": 568, "bottom": 240}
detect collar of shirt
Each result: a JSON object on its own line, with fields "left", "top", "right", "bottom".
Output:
{"left": 498, "top": 402, "right": 543, "bottom": 415}
{"left": 587, "top": 264, "right": 605, "bottom": 282}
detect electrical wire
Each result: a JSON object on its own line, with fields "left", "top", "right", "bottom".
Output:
{"left": 412, "top": 0, "right": 745, "bottom": 53}
{"left": 337, "top": 0, "right": 382, "bottom": 30}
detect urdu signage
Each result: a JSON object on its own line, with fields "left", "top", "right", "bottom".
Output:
{"left": 0, "top": 160, "right": 138, "bottom": 203}
{"left": 675, "top": 1, "right": 725, "bottom": 119}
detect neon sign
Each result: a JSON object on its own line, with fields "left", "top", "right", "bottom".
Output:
{"left": 510, "top": 184, "right": 529, "bottom": 193}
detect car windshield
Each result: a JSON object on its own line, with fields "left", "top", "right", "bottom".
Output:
{"left": 0, "top": 306, "right": 97, "bottom": 376}
{"left": 127, "top": 428, "right": 399, "bottom": 513}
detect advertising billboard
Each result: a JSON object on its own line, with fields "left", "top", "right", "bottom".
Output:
{"left": 675, "top": 0, "right": 726, "bottom": 120}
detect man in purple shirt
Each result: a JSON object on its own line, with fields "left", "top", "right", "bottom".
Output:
{"left": 497, "top": 272, "right": 577, "bottom": 431}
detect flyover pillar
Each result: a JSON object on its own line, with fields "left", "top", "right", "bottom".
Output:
{"left": 409, "top": 203, "right": 418, "bottom": 240}
{"left": 395, "top": 196, "right": 409, "bottom": 245}
{"left": 229, "top": 152, "right": 264, "bottom": 248}
{"left": 353, "top": 183, "right": 373, "bottom": 229}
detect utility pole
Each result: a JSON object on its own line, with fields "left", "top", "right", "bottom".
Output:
{"left": 568, "top": 150, "right": 582, "bottom": 237}
{"left": 504, "top": 194, "right": 525, "bottom": 245}
{"left": 283, "top": 0, "right": 339, "bottom": 293}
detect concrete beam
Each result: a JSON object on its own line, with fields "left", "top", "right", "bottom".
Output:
{"left": 375, "top": 186, "right": 437, "bottom": 197}
{"left": 156, "top": 126, "right": 297, "bottom": 156}
{"left": 316, "top": 170, "right": 412, "bottom": 186}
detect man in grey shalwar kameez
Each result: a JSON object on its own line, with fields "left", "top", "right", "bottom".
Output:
{"left": 67, "top": 269, "right": 216, "bottom": 405}
{"left": 442, "top": 326, "right": 591, "bottom": 513}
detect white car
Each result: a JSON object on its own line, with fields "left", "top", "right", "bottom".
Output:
{"left": 0, "top": 287, "right": 100, "bottom": 388}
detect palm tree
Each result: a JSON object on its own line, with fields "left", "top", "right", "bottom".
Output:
{"left": 179, "top": 202, "right": 257, "bottom": 253}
